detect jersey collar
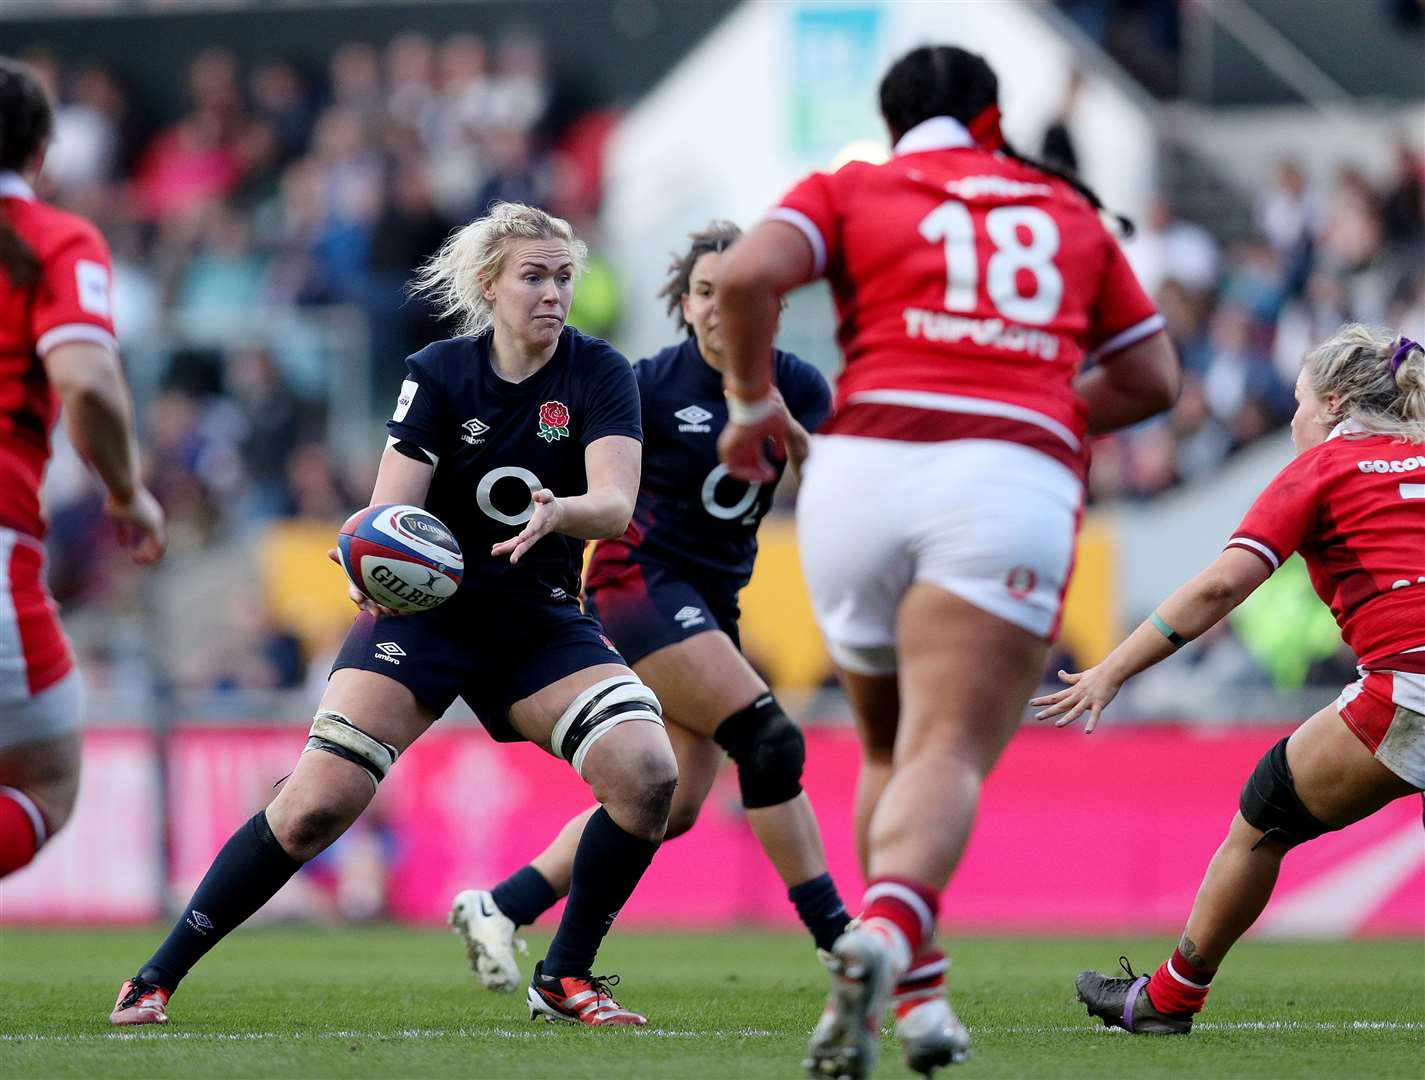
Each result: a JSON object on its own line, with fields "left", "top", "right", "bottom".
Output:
{"left": 893, "top": 116, "right": 975, "bottom": 156}
{"left": 1326, "top": 417, "right": 1369, "bottom": 441}
{"left": 0, "top": 171, "right": 36, "bottom": 201}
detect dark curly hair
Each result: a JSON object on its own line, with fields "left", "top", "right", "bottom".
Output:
{"left": 879, "top": 45, "right": 1133, "bottom": 236}
{"left": 0, "top": 57, "right": 54, "bottom": 287}
{"left": 658, "top": 220, "right": 742, "bottom": 333}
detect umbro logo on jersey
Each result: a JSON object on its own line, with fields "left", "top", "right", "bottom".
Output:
{"left": 675, "top": 405, "right": 713, "bottom": 433}
{"left": 673, "top": 605, "right": 706, "bottom": 629}
{"left": 374, "top": 642, "right": 406, "bottom": 665}
{"left": 461, "top": 417, "right": 490, "bottom": 445}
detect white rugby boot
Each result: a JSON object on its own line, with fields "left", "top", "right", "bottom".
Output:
{"left": 804, "top": 927, "right": 902, "bottom": 1080}
{"left": 891, "top": 950, "right": 970, "bottom": 1074}
{"left": 448, "top": 889, "right": 527, "bottom": 993}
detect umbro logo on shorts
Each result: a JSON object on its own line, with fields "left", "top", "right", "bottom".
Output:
{"left": 673, "top": 605, "right": 706, "bottom": 629}
{"left": 375, "top": 642, "right": 406, "bottom": 665}
{"left": 675, "top": 405, "right": 713, "bottom": 433}
{"left": 461, "top": 417, "right": 490, "bottom": 445}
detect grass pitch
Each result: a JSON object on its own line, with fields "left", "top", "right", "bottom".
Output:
{"left": 1, "top": 926, "right": 1421, "bottom": 1078}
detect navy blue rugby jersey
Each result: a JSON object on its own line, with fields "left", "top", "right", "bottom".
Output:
{"left": 587, "top": 337, "right": 830, "bottom": 589}
{"left": 386, "top": 326, "right": 641, "bottom": 605}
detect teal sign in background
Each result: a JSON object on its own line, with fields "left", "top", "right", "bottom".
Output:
{"left": 788, "top": 5, "right": 884, "bottom": 159}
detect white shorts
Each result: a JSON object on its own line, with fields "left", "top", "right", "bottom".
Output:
{"left": 1337, "top": 666, "right": 1425, "bottom": 790}
{"left": 796, "top": 436, "right": 1083, "bottom": 675}
{"left": 0, "top": 527, "right": 81, "bottom": 749}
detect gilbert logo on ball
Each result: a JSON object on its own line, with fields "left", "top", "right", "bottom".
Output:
{"left": 537, "top": 400, "right": 570, "bottom": 442}
{"left": 338, "top": 504, "right": 464, "bottom": 614}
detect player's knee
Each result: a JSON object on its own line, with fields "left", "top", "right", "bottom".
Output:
{"left": 664, "top": 792, "right": 703, "bottom": 840}
{"left": 272, "top": 789, "right": 362, "bottom": 860}
{"left": 1239, "top": 736, "right": 1335, "bottom": 850}
{"left": 551, "top": 675, "right": 664, "bottom": 780}
{"left": 713, "top": 695, "right": 805, "bottom": 810}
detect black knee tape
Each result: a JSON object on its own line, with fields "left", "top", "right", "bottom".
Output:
{"left": 1239, "top": 736, "right": 1334, "bottom": 850}
{"left": 713, "top": 694, "right": 806, "bottom": 809}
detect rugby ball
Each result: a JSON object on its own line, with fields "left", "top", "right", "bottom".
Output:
{"left": 337, "top": 504, "right": 463, "bottom": 614}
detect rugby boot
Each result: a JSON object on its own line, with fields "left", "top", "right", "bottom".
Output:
{"left": 804, "top": 927, "right": 902, "bottom": 1080}
{"left": 449, "top": 888, "right": 526, "bottom": 993}
{"left": 110, "top": 976, "right": 170, "bottom": 1026}
{"left": 892, "top": 952, "right": 970, "bottom": 1075}
{"left": 527, "top": 962, "right": 647, "bottom": 1026}
{"left": 1075, "top": 956, "right": 1194, "bottom": 1035}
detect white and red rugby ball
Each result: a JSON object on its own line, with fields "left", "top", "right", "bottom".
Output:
{"left": 337, "top": 504, "right": 463, "bottom": 614}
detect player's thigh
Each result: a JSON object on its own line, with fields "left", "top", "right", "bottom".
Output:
{"left": 1287, "top": 701, "right": 1421, "bottom": 827}
{"left": 894, "top": 583, "right": 1049, "bottom": 775}
{"left": 632, "top": 630, "right": 767, "bottom": 737}
{"left": 838, "top": 668, "right": 899, "bottom": 765}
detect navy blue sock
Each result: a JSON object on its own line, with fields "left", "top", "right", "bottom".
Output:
{"left": 139, "top": 811, "right": 301, "bottom": 989}
{"left": 789, "top": 872, "right": 851, "bottom": 952}
{"left": 491, "top": 865, "right": 558, "bottom": 928}
{"left": 541, "top": 808, "right": 658, "bottom": 978}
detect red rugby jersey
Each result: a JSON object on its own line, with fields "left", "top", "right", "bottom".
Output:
{"left": 0, "top": 173, "right": 118, "bottom": 539}
{"left": 771, "top": 116, "right": 1162, "bottom": 475}
{"left": 1227, "top": 427, "right": 1425, "bottom": 670}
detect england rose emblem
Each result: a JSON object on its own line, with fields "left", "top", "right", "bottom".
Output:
{"left": 537, "top": 400, "right": 570, "bottom": 442}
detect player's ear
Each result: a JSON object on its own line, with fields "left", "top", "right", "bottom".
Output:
{"left": 478, "top": 274, "right": 497, "bottom": 303}
{"left": 680, "top": 292, "right": 693, "bottom": 325}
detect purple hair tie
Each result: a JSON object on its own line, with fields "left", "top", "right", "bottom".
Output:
{"left": 1390, "top": 336, "right": 1418, "bottom": 377}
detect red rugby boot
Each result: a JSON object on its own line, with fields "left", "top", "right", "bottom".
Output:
{"left": 110, "top": 976, "right": 170, "bottom": 1026}
{"left": 527, "top": 962, "right": 647, "bottom": 1026}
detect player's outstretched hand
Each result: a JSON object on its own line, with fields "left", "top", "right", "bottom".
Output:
{"left": 491, "top": 489, "right": 563, "bottom": 565}
{"left": 326, "top": 547, "right": 401, "bottom": 618}
{"left": 718, "top": 408, "right": 788, "bottom": 483}
{"left": 1030, "top": 666, "right": 1124, "bottom": 734}
{"left": 105, "top": 485, "right": 167, "bottom": 565}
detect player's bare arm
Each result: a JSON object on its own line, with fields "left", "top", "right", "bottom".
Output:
{"left": 42, "top": 339, "right": 166, "bottom": 564}
{"left": 1032, "top": 548, "right": 1269, "bottom": 731}
{"left": 716, "top": 221, "right": 812, "bottom": 483}
{"left": 491, "top": 433, "right": 640, "bottom": 564}
{"left": 1073, "top": 331, "right": 1181, "bottom": 435}
{"left": 328, "top": 443, "right": 435, "bottom": 617}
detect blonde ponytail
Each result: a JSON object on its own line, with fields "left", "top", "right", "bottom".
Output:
{"left": 1304, "top": 323, "right": 1425, "bottom": 444}
{"left": 410, "top": 201, "right": 587, "bottom": 337}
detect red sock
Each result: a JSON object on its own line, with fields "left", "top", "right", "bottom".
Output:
{"left": 860, "top": 876, "right": 940, "bottom": 968}
{"left": 1146, "top": 947, "right": 1216, "bottom": 1015}
{"left": 0, "top": 786, "right": 46, "bottom": 877}
{"left": 892, "top": 947, "right": 947, "bottom": 1020}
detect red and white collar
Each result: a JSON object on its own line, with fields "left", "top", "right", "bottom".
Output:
{"left": 893, "top": 116, "right": 975, "bottom": 156}
{"left": 0, "top": 171, "right": 36, "bottom": 201}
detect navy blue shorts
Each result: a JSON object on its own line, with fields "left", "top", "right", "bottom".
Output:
{"left": 584, "top": 558, "right": 740, "bottom": 666}
{"left": 331, "top": 597, "right": 625, "bottom": 742}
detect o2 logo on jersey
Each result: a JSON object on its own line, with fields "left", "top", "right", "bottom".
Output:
{"left": 477, "top": 466, "right": 543, "bottom": 525}
{"left": 702, "top": 464, "right": 762, "bottom": 524}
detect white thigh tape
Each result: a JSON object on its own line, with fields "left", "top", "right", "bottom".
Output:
{"left": 306, "top": 710, "right": 398, "bottom": 779}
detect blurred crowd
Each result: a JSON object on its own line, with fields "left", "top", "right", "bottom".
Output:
{"left": 22, "top": 31, "right": 619, "bottom": 694}
{"left": 1092, "top": 152, "right": 1425, "bottom": 501}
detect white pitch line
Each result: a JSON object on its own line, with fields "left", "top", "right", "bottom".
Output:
{"left": 0, "top": 1026, "right": 780, "bottom": 1044}
{"left": 2, "top": 1020, "right": 1418, "bottom": 1044}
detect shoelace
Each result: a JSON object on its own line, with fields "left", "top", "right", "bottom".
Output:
{"left": 587, "top": 973, "right": 622, "bottom": 1003}
{"left": 1117, "top": 956, "right": 1145, "bottom": 982}
{"left": 117, "top": 978, "right": 159, "bottom": 1010}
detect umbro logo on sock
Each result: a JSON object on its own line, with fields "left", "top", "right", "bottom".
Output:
{"left": 186, "top": 910, "right": 214, "bottom": 934}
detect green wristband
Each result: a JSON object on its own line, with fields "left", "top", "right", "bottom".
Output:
{"left": 1149, "top": 612, "right": 1186, "bottom": 648}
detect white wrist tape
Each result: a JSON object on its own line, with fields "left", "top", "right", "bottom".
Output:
{"left": 725, "top": 391, "right": 777, "bottom": 425}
